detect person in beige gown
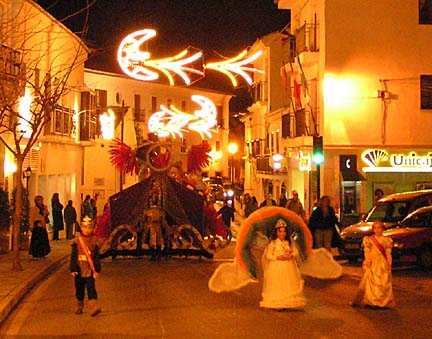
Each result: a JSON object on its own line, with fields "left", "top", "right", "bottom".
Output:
{"left": 352, "top": 220, "right": 395, "bottom": 308}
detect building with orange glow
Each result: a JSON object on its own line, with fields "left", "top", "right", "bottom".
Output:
{"left": 0, "top": 0, "right": 89, "bottom": 221}
{"left": 245, "top": 0, "right": 432, "bottom": 224}
{"left": 83, "top": 69, "right": 232, "bottom": 212}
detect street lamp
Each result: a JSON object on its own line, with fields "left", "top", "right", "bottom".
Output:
{"left": 228, "top": 142, "right": 238, "bottom": 186}
{"left": 23, "top": 166, "right": 32, "bottom": 191}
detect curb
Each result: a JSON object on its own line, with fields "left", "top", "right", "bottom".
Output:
{"left": 0, "top": 255, "right": 69, "bottom": 325}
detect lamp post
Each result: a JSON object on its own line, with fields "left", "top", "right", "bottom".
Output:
{"left": 228, "top": 143, "right": 238, "bottom": 186}
{"left": 23, "top": 166, "right": 32, "bottom": 191}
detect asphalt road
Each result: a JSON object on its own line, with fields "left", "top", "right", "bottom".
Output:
{"left": 1, "top": 254, "right": 432, "bottom": 339}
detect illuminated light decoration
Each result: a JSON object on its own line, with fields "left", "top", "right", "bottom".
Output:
{"left": 4, "top": 158, "right": 17, "bottom": 175}
{"left": 117, "top": 29, "right": 204, "bottom": 86}
{"left": 100, "top": 109, "right": 116, "bottom": 140}
{"left": 205, "top": 50, "right": 264, "bottom": 87}
{"left": 362, "top": 149, "right": 432, "bottom": 173}
{"left": 209, "top": 150, "right": 222, "bottom": 161}
{"left": 148, "top": 95, "right": 217, "bottom": 138}
{"left": 269, "top": 154, "right": 285, "bottom": 171}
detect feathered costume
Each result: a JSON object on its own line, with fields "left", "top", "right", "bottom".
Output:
{"left": 208, "top": 207, "right": 342, "bottom": 293}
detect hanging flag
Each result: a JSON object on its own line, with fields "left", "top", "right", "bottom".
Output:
{"left": 293, "top": 78, "right": 302, "bottom": 109}
{"left": 296, "top": 56, "right": 309, "bottom": 97}
{"left": 289, "top": 61, "right": 302, "bottom": 109}
{"left": 280, "top": 63, "right": 288, "bottom": 91}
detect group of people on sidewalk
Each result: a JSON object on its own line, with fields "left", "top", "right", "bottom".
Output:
{"left": 28, "top": 193, "right": 101, "bottom": 260}
{"left": 28, "top": 194, "right": 81, "bottom": 260}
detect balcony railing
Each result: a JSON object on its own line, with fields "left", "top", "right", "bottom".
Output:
{"left": 281, "top": 106, "right": 319, "bottom": 138}
{"left": 53, "top": 105, "right": 74, "bottom": 136}
{"left": 295, "top": 22, "right": 319, "bottom": 54}
{"left": 0, "top": 44, "right": 23, "bottom": 80}
{"left": 256, "top": 156, "right": 273, "bottom": 173}
{"left": 250, "top": 81, "right": 268, "bottom": 103}
{"left": 79, "top": 110, "right": 97, "bottom": 141}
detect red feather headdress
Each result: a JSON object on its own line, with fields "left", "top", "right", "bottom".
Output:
{"left": 108, "top": 138, "right": 140, "bottom": 175}
{"left": 187, "top": 142, "right": 212, "bottom": 173}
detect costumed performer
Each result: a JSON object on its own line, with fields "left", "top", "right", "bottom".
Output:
{"left": 208, "top": 207, "right": 342, "bottom": 295}
{"left": 351, "top": 220, "right": 395, "bottom": 308}
{"left": 260, "top": 218, "right": 306, "bottom": 310}
{"left": 70, "top": 217, "right": 102, "bottom": 316}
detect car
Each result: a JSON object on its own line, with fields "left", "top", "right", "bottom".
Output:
{"left": 209, "top": 184, "right": 225, "bottom": 202}
{"left": 340, "top": 189, "right": 432, "bottom": 262}
{"left": 385, "top": 206, "right": 432, "bottom": 269}
{"left": 209, "top": 184, "right": 235, "bottom": 203}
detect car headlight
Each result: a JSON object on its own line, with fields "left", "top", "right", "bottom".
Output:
{"left": 393, "top": 242, "right": 405, "bottom": 249}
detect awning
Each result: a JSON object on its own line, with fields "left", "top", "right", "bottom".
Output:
{"left": 341, "top": 170, "right": 366, "bottom": 181}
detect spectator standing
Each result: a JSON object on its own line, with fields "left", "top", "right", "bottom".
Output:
{"left": 285, "top": 190, "right": 307, "bottom": 221}
{"left": 218, "top": 201, "right": 235, "bottom": 228}
{"left": 374, "top": 188, "right": 385, "bottom": 204}
{"left": 81, "top": 195, "right": 94, "bottom": 220}
{"left": 279, "top": 193, "right": 288, "bottom": 208}
{"left": 260, "top": 193, "right": 277, "bottom": 208}
{"left": 29, "top": 195, "right": 50, "bottom": 258}
{"left": 64, "top": 200, "right": 78, "bottom": 239}
{"left": 90, "top": 198, "right": 98, "bottom": 222}
{"left": 51, "top": 193, "right": 64, "bottom": 240}
{"left": 308, "top": 196, "right": 341, "bottom": 252}
{"left": 29, "top": 195, "right": 50, "bottom": 230}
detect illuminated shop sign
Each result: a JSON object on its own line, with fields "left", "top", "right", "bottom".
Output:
{"left": 362, "top": 149, "right": 432, "bottom": 172}
{"left": 299, "top": 151, "right": 312, "bottom": 172}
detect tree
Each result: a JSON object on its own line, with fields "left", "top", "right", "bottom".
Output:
{"left": 0, "top": 1, "right": 90, "bottom": 270}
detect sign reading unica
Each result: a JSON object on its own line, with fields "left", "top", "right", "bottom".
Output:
{"left": 362, "top": 149, "right": 432, "bottom": 172}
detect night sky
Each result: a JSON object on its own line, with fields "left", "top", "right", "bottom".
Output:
{"left": 36, "top": 0, "right": 291, "bottom": 107}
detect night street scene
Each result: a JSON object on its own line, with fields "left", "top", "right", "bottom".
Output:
{"left": 0, "top": 0, "right": 432, "bottom": 338}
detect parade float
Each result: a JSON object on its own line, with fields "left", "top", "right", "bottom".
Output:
{"left": 95, "top": 138, "right": 231, "bottom": 260}
{"left": 93, "top": 28, "right": 266, "bottom": 259}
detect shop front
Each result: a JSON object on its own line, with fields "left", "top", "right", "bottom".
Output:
{"left": 361, "top": 148, "right": 432, "bottom": 209}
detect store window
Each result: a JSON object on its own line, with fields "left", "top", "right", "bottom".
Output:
{"left": 420, "top": 0, "right": 432, "bottom": 24}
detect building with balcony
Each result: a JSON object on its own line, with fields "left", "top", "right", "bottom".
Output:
{"left": 83, "top": 69, "right": 232, "bottom": 212}
{"left": 0, "top": 0, "right": 89, "bottom": 219}
{"left": 275, "top": 0, "right": 432, "bottom": 224}
{"left": 243, "top": 31, "right": 305, "bottom": 208}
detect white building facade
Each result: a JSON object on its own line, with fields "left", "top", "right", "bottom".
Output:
{"left": 272, "top": 0, "right": 432, "bottom": 224}
{"left": 83, "top": 69, "right": 232, "bottom": 213}
{"left": 0, "top": 0, "right": 88, "bottom": 219}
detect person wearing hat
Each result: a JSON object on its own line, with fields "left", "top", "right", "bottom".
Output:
{"left": 70, "top": 217, "right": 102, "bottom": 316}
{"left": 260, "top": 218, "right": 306, "bottom": 310}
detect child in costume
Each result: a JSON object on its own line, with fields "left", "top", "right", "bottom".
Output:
{"left": 351, "top": 220, "right": 395, "bottom": 308}
{"left": 70, "top": 217, "right": 102, "bottom": 316}
{"left": 260, "top": 218, "right": 306, "bottom": 310}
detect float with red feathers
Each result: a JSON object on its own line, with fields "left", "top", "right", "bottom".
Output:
{"left": 95, "top": 136, "right": 231, "bottom": 259}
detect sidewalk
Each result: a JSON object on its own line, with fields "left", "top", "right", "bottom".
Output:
{"left": 0, "top": 239, "right": 70, "bottom": 325}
